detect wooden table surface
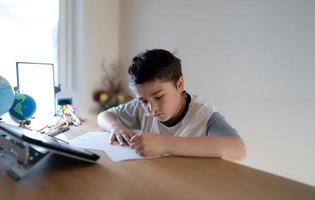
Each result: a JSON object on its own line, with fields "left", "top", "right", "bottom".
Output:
{"left": 1, "top": 123, "right": 315, "bottom": 200}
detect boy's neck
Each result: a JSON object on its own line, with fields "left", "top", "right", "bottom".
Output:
{"left": 161, "top": 91, "right": 191, "bottom": 127}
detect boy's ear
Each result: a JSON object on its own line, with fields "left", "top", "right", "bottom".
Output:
{"left": 177, "top": 76, "right": 184, "bottom": 92}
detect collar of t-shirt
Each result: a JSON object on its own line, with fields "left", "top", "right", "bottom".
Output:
{"left": 161, "top": 91, "right": 191, "bottom": 127}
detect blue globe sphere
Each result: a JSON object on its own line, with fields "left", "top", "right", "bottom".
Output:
{"left": 9, "top": 93, "right": 37, "bottom": 121}
{"left": 0, "top": 76, "right": 15, "bottom": 116}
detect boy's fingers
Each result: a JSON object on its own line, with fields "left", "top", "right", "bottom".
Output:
{"left": 110, "top": 133, "right": 116, "bottom": 144}
{"left": 127, "top": 131, "right": 136, "bottom": 138}
{"left": 109, "top": 129, "right": 136, "bottom": 146}
{"left": 130, "top": 142, "right": 139, "bottom": 149}
{"left": 127, "top": 133, "right": 134, "bottom": 139}
{"left": 117, "top": 134, "right": 125, "bottom": 145}
{"left": 112, "top": 141, "right": 119, "bottom": 145}
{"left": 121, "top": 133, "right": 131, "bottom": 145}
{"left": 130, "top": 134, "right": 141, "bottom": 143}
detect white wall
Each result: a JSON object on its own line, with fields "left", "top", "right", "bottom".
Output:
{"left": 119, "top": 0, "right": 315, "bottom": 186}
{"left": 74, "top": 0, "right": 120, "bottom": 120}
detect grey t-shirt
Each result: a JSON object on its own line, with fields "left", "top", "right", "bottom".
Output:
{"left": 108, "top": 98, "right": 238, "bottom": 137}
{"left": 206, "top": 112, "right": 238, "bottom": 136}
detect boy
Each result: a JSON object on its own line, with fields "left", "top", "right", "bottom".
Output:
{"left": 97, "top": 49, "right": 246, "bottom": 161}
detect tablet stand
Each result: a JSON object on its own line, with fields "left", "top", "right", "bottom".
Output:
{"left": 0, "top": 134, "right": 50, "bottom": 180}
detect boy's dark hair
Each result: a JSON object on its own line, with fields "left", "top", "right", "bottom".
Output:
{"left": 128, "top": 49, "right": 182, "bottom": 87}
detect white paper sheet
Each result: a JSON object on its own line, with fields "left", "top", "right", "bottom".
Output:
{"left": 55, "top": 133, "right": 70, "bottom": 143}
{"left": 69, "top": 131, "right": 144, "bottom": 161}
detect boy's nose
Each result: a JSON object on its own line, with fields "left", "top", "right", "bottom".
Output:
{"left": 148, "top": 101, "right": 159, "bottom": 113}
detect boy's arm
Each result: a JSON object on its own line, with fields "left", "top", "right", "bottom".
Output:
{"left": 130, "top": 134, "right": 246, "bottom": 161}
{"left": 97, "top": 99, "right": 142, "bottom": 145}
{"left": 97, "top": 110, "right": 123, "bottom": 132}
{"left": 163, "top": 135, "right": 246, "bottom": 161}
{"left": 129, "top": 112, "right": 246, "bottom": 161}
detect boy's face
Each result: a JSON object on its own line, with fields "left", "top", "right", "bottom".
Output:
{"left": 132, "top": 77, "right": 185, "bottom": 122}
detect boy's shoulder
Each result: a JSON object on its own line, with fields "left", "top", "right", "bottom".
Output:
{"left": 190, "top": 94, "right": 210, "bottom": 107}
{"left": 189, "top": 94, "right": 216, "bottom": 116}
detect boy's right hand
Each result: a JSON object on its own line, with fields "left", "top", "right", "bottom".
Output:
{"left": 109, "top": 125, "right": 136, "bottom": 146}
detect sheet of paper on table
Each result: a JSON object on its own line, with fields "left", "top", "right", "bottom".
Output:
{"left": 69, "top": 131, "right": 145, "bottom": 161}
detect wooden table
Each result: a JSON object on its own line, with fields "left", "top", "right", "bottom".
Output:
{"left": 1, "top": 123, "right": 315, "bottom": 200}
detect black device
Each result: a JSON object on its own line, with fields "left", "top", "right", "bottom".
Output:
{"left": 0, "top": 122, "right": 100, "bottom": 163}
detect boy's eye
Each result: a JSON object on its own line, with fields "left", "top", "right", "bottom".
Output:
{"left": 155, "top": 95, "right": 164, "bottom": 100}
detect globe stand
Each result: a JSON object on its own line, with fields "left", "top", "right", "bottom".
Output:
{"left": 18, "top": 119, "right": 31, "bottom": 128}
{"left": 0, "top": 134, "right": 50, "bottom": 180}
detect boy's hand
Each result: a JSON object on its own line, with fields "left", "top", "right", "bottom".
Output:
{"left": 110, "top": 126, "right": 136, "bottom": 146}
{"left": 129, "top": 133, "right": 167, "bottom": 157}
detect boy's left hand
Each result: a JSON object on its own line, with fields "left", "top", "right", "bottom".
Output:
{"left": 129, "top": 133, "right": 167, "bottom": 157}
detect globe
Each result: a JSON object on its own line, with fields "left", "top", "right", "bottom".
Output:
{"left": 9, "top": 93, "right": 37, "bottom": 121}
{"left": 0, "top": 76, "right": 15, "bottom": 116}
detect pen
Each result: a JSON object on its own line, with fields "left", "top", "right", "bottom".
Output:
{"left": 47, "top": 126, "right": 70, "bottom": 136}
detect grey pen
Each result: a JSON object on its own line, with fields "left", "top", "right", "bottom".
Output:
{"left": 47, "top": 126, "right": 70, "bottom": 136}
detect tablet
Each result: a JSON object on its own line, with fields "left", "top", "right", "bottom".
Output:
{"left": 0, "top": 122, "right": 100, "bottom": 163}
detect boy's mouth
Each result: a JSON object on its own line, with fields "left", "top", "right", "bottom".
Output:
{"left": 153, "top": 113, "right": 161, "bottom": 117}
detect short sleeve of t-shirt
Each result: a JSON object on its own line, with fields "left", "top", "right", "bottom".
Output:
{"left": 107, "top": 99, "right": 141, "bottom": 130}
{"left": 206, "top": 112, "right": 238, "bottom": 136}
